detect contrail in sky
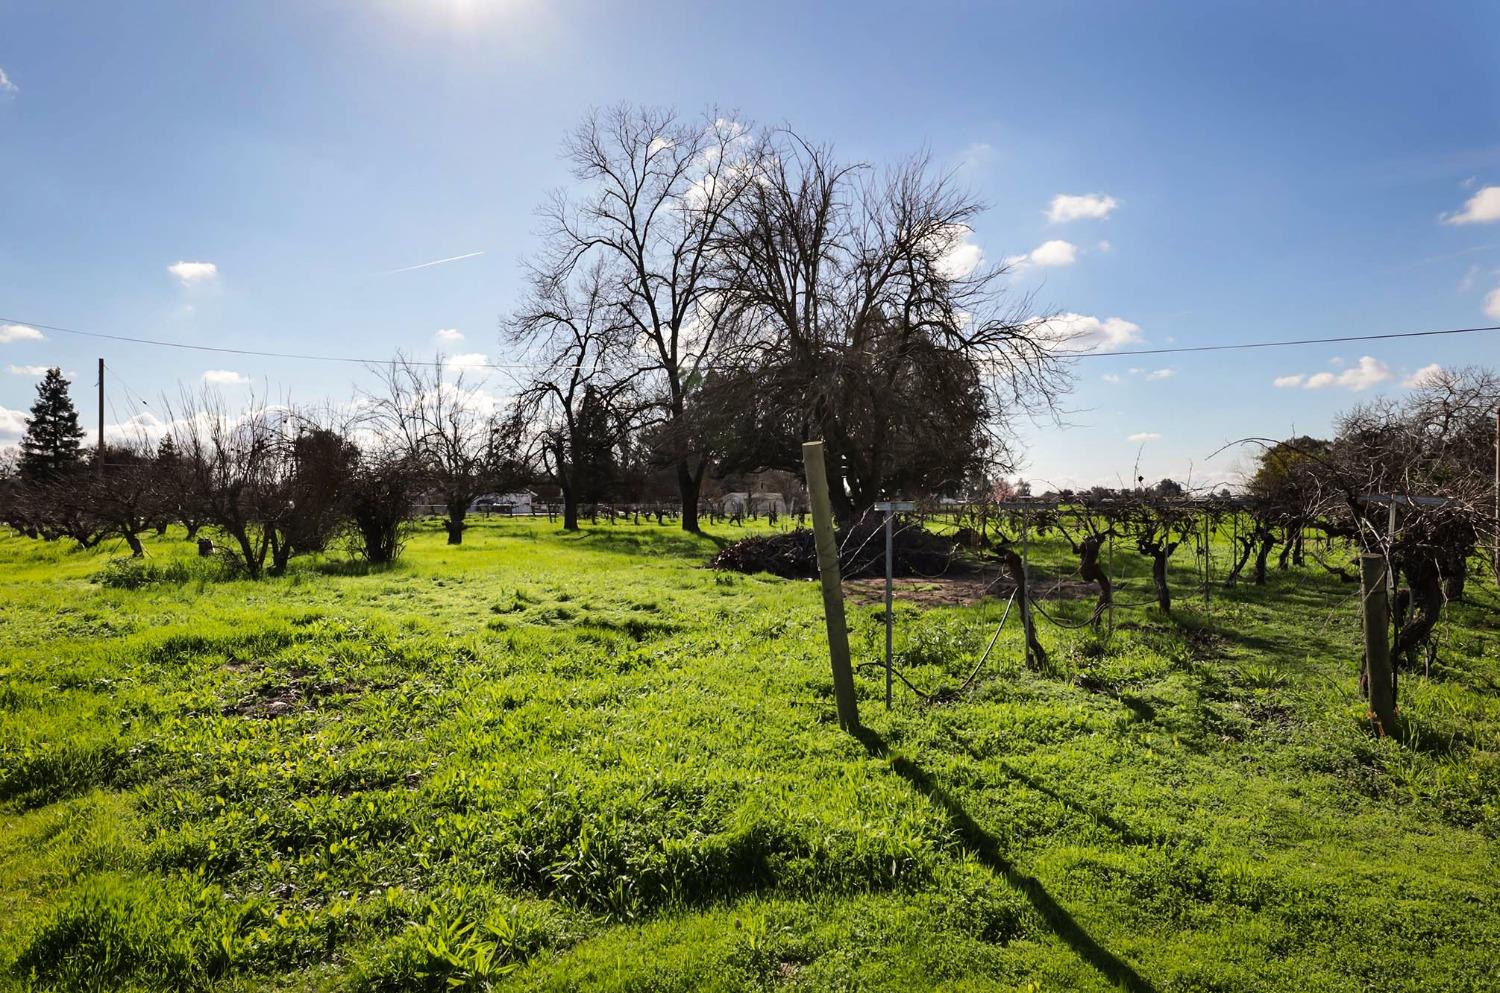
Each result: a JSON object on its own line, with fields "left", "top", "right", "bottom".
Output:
{"left": 387, "top": 250, "right": 486, "bottom": 273}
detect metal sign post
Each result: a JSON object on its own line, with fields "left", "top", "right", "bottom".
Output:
{"left": 874, "top": 500, "right": 915, "bottom": 710}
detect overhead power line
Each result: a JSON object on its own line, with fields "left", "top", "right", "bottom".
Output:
{"left": 1051, "top": 324, "right": 1500, "bottom": 358}
{"left": 2, "top": 314, "right": 1497, "bottom": 371}
{"left": 0, "top": 317, "right": 537, "bottom": 370}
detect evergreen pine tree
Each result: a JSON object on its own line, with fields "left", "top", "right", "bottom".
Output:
{"left": 156, "top": 434, "right": 180, "bottom": 464}
{"left": 572, "top": 385, "right": 619, "bottom": 504}
{"left": 18, "top": 368, "right": 87, "bottom": 482}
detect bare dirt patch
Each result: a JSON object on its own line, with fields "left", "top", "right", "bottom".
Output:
{"left": 222, "top": 666, "right": 366, "bottom": 719}
{"left": 843, "top": 570, "right": 1097, "bottom": 608}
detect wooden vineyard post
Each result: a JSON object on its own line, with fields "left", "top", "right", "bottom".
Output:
{"left": 802, "top": 441, "right": 860, "bottom": 731}
{"left": 1359, "top": 554, "right": 1397, "bottom": 736}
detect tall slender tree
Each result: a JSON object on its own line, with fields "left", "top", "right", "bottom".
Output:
{"left": 18, "top": 368, "right": 86, "bottom": 482}
{"left": 532, "top": 106, "right": 754, "bottom": 532}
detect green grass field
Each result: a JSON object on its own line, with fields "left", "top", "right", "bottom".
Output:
{"left": 2, "top": 518, "right": 1497, "bottom": 992}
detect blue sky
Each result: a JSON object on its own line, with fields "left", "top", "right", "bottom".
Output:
{"left": 2, "top": 0, "right": 1499, "bottom": 487}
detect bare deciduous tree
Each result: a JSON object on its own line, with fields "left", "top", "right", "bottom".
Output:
{"left": 719, "top": 135, "right": 1071, "bottom": 517}
{"left": 366, "top": 356, "right": 504, "bottom": 545}
{"left": 509, "top": 262, "right": 641, "bottom": 531}
{"left": 533, "top": 105, "right": 755, "bottom": 532}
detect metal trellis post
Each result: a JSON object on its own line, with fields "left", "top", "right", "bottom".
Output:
{"left": 875, "top": 500, "right": 915, "bottom": 710}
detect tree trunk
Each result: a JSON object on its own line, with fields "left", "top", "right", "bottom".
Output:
{"left": 562, "top": 489, "right": 579, "bottom": 531}
{"left": 267, "top": 528, "right": 292, "bottom": 576}
{"left": 124, "top": 530, "right": 145, "bottom": 557}
{"left": 1253, "top": 529, "right": 1277, "bottom": 584}
{"left": 996, "top": 545, "right": 1047, "bottom": 669}
{"left": 445, "top": 508, "right": 466, "bottom": 545}
{"left": 1225, "top": 535, "right": 1255, "bottom": 586}
{"left": 1152, "top": 550, "right": 1171, "bottom": 614}
{"left": 233, "top": 528, "right": 262, "bottom": 580}
{"left": 1442, "top": 548, "right": 1470, "bottom": 602}
{"left": 677, "top": 460, "right": 703, "bottom": 533}
{"left": 1076, "top": 534, "right": 1112, "bottom": 626}
{"left": 1396, "top": 558, "right": 1444, "bottom": 672}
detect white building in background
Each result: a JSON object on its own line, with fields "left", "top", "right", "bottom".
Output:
{"left": 470, "top": 491, "right": 535, "bottom": 516}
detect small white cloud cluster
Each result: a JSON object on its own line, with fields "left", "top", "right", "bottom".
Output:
{"left": 1005, "top": 239, "right": 1079, "bottom": 271}
{"left": 1439, "top": 186, "right": 1500, "bottom": 319}
{"left": 0, "top": 405, "right": 28, "bottom": 441}
{"left": 1048, "top": 193, "right": 1118, "bottom": 223}
{"left": 1103, "top": 367, "right": 1173, "bottom": 382}
{"left": 202, "top": 369, "right": 249, "bottom": 386}
{"left": 933, "top": 224, "right": 984, "bottom": 279}
{"left": 0, "top": 67, "right": 16, "bottom": 97}
{"left": 1442, "top": 185, "right": 1500, "bottom": 225}
{"left": 1128, "top": 432, "right": 1161, "bottom": 442}
{"left": 448, "top": 352, "right": 490, "bottom": 371}
{"left": 435, "top": 328, "right": 465, "bottom": 343}
{"left": 1403, "top": 363, "right": 1444, "bottom": 388}
{"left": 8, "top": 364, "right": 52, "bottom": 376}
{"left": 0, "top": 323, "right": 43, "bottom": 343}
{"left": 1273, "top": 355, "right": 1391, "bottom": 391}
{"left": 1036, "top": 312, "right": 1142, "bottom": 352}
{"left": 168, "top": 261, "right": 218, "bottom": 285}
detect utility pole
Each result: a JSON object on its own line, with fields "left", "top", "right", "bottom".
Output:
{"left": 97, "top": 357, "right": 105, "bottom": 476}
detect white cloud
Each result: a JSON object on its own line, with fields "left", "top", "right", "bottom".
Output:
{"left": 1128, "top": 432, "right": 1161, "bottom": 442}
{"left": 1035, "top": 312, "right": 1143, "bottom": 352}
{"left": 1485, "top": 287, "right": 1500, "bottom": 318}
{"left": 1145, "top": 368, "right": 1176, "bottom": 380}
{"left": 1096, "top": 240, "right": 1112, "bottom": 252}
{"left": 955, "top": 142, "right": 995, "bottom": 176}
{"left": 435, "top": 328, "right": 465, "bottom": 343}
{"left": 448, "top": 352, "right": 490, "bottom": 371}
{"left": 201, "top": 369, "right": 249, "bottom": 385}
{"left": 1336, "top": 356, "right": 1392, "bottom": 390}
{"left": 0, "top": 67, "right": 16, "bottom": 97}
{"left": 1101, "top": 373, "right": 1121, "bottom": 384}
{"left": 0, "top": 323, "right": 44, "bottom": 343}
{"left": 1284, "top": 355, "right": 1391, "bottom": 392}
{"left": 168, "top": 261, "right": 219, "bottom": 284}
{"left": 1442, "top": 185, "right": 1500, "bottom": 225}
{"left": 1026, "top": 239, "right": 1078, "bottom": 267}
{"left": 934, "top": 225, "right": 984, "bottom": 279}
{"left": 1403, "top": 363, "right": 1444, "bottom": 388}
{"left": 1048, "top": 193, "right": 1118, "bottom": 223}
{"left": 0, "top": 405, "right": 27, "bottom": 441}
{"left": 7, "top": 364, "right": 51, "bottom": 376}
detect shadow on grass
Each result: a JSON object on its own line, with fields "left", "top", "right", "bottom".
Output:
{"left": 852, "top": 725, "right": 1158, "bottom": 993}
{"left": 307, "top": 558, "right": 402, "bottom": 578}
{"left": 558, "top": 526, "right": 732, "bottom": 558}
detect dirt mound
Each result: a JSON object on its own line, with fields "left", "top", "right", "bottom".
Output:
{"left": 710, "top": 522, "right": 969, "bottom": 579}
